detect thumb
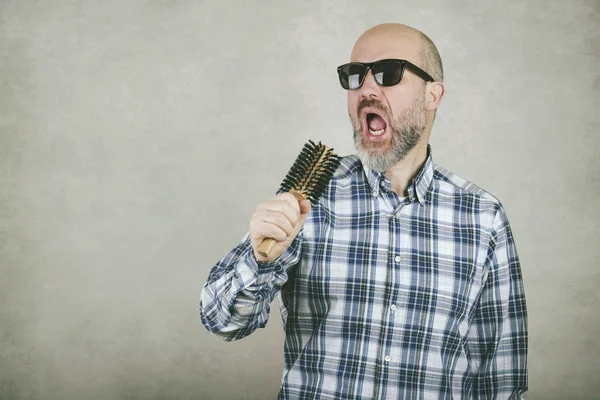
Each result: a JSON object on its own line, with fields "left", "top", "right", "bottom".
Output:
{"left": 299, "top": 199, "right": 312, "bottom": 216}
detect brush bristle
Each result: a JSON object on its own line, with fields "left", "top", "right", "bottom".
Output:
{"left": 279, "top": 140, "right": 341, "bottom": 204}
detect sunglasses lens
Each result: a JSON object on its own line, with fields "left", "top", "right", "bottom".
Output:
{"left": 339, "top": 64, "right": 366, "bottom": 90}
{"left": 373, "top": 61, "right": 404, "bottom": 86}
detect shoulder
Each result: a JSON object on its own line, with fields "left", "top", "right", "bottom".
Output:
{"left": 433, "top": 164, "right": 502, "bottom": 205}
{"left": 432, "top": 164, "right": 511, "bottom": 227}
{"left": 326, "top": 154, "right": 365, "bottom": 190}
{"left": 313, "top": 154, "right": 366, "bottom": 209}
{"left": 334, "top": 154, "right": 363, "bottom": 179}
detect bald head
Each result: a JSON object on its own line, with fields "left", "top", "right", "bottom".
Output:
{"left": 351, "top": 23, "right": 443, "bottom": 83}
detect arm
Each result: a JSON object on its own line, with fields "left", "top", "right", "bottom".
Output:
{"left": 468, "top": 203, "right": 528, "bottom": 399}
{"left": 200, "top": 193, "right": 311, "bottom": 341}
{"left": 199, "top": 233, "right": 303, "bottom": 341}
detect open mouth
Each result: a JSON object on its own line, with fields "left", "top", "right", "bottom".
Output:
{"left": 363, "top": 110, "right": 388, "bottom": 138}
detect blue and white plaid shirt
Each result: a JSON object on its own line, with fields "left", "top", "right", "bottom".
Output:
{"left": 200, "top": 144, "right": 528, "bottom": 399}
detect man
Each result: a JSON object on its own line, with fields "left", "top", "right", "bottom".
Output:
{"left": 200, "top": 23, "right": 528, "bottom": 399}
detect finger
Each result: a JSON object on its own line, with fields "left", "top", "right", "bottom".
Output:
{"left": 255, "top": 197, "right": 299, "bottom": 217}
{"left": 276, "top": 193, "right": 301, "bottom": 216}
{"left": 260, "top": 212, "right": 294, "bottom": 236}
{"left": 299, "top": 199, "right": 312, "bottom": 215}
{"left": 259, "top": 201, "right": 300, "bottom": 226}
{"left": 255, "top": 221, "right": 287, "bottom": 242}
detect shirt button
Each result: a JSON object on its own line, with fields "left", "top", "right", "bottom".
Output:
{"left": 380, "top": 180, "right": 385, "bottom": 186}
{"left": 390, "top": 304, "right": 397, "bottom": 311}
{"left": 384, "top": 355, "right": 391, "bottom": 363}
{"left": 394, "top": 255, "right": 401, "bottom": 263}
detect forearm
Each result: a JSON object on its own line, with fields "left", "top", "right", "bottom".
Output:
{"left": 470, "top": 312, "right": 528, "bottom": 399}
{"left": 200, "top": 233, "right": 303, "bottom": 341}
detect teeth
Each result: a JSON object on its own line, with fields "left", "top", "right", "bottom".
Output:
{"left": 369, "top": 128, "right": 385, "bottom": 136}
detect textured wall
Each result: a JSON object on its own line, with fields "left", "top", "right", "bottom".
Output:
{"left": 0, "top": 1, "right": 598, "bottom": 399}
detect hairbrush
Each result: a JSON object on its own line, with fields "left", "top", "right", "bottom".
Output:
{"left": 257, "top": 140, "right": 341, "bottom": 258}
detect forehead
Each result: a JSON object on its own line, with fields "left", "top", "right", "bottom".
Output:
{"left": 350, "top": 30, "right": 421, "bottom": 64}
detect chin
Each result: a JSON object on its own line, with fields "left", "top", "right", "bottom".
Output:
{"left": 355, "top": 144, "right": 398, "bottom": 172}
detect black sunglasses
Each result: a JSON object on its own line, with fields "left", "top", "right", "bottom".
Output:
{"left": 337, "top": 59, "right": 434, "bottom": 90}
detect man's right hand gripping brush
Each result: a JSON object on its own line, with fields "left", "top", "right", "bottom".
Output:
{"left": 249, "top": 140, "right": 341, "bottom": 263}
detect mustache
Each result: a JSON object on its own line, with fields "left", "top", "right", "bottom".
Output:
{"left": 357, "top": 98, "right": 389, "bottom": 118}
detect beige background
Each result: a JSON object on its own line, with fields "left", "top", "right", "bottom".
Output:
{"left": 1, "top": 1, "right": 599, "bottom": 399}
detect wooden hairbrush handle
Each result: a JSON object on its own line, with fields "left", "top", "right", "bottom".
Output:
{"left": 256, "top": 238, "right": 277, "bottom": 258}
{"left": 257, "top": 189, "right": 306, "bottom": 258}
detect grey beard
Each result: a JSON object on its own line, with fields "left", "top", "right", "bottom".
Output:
{"left": 353, "top": 96, "right": 427, "bottom": 172}
{"left": 354, "top": 124, "right": 423, "bottom": 172}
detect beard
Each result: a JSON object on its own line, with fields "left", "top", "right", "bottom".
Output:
{"left": 351, "top": 90, "right": 427, "bottom": 172}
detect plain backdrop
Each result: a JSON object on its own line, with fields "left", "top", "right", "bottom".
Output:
{"left": 1, "top": 1, "right": 599, "bottom": 399}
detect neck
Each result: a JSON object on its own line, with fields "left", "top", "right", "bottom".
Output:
{"left": 384, "top": 140, "right": 428, "bottom": 197}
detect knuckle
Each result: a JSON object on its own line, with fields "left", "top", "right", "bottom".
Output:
{"left": 278, "top": 192, "right": 294, "bottom": 201}
{"left": 288, "top": 214, "right": 299, "bottom": 226}
{"left": 281, "top": 223, "right": 292, "bottom": 235}
{"left": 271, "top": 228, "right": 283, "bottom": 241}
{"left": 280, "top": 193, "right": 298, "bottom": 206}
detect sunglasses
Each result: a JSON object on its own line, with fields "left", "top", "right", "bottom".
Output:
{"left": 337, "top": 59, "right": 434, "bottom": 90}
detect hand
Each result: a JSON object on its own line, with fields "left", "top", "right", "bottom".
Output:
{"left": 249, "top": 193, "right": 311, "bottom": 263}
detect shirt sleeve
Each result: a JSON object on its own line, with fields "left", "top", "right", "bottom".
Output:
{"left": 468, "top": 203, "right": 528, "bottom": 399}
{"left": 199, "top": 231, "right": 303, "bottom": 341}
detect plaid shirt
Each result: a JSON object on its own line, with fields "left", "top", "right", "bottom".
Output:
{"left": 200, "top": 144, "right": 528, "bottom": 399}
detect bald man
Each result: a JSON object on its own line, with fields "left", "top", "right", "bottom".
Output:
{"left": 201, "top": 23, "right": 528, "bottom": 399}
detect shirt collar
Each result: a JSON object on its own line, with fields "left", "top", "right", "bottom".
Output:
{"left": 362, "top": 144, "right": 434, "bottom": 206}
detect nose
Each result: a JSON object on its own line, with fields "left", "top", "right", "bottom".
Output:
{"left": 358, "top": 68, "right": 381, "bottom": 98}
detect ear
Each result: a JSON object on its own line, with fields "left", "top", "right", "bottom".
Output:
{"left": 425, "top": 81, "right": 445, "bottom": 111}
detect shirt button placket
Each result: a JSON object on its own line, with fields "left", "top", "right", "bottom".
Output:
{"left": 390, "top": 255, "right": 401, "bottom": 315}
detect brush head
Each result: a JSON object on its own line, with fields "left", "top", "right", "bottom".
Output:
{"left": 279, "top": 140, "right": 342, "bottom": 205}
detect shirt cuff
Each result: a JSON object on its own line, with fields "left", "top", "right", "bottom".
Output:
{"left": 246, "top": 231, "right": 304, "bottom": 278}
